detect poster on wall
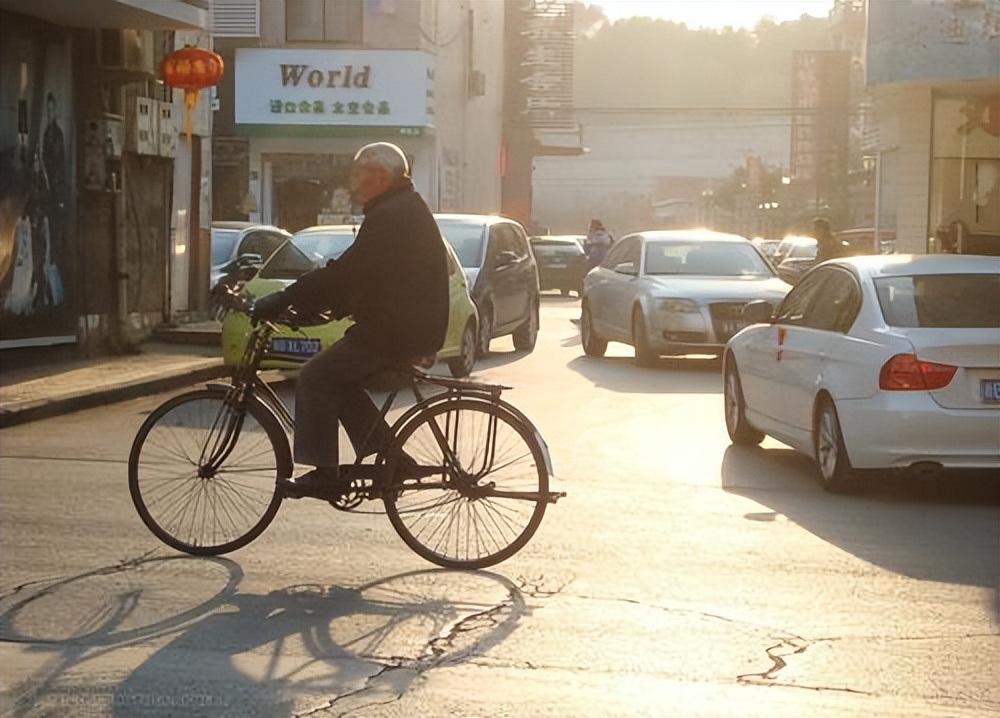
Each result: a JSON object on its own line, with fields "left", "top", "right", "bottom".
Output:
{"left": 0, "top": 21, "right": 76, "bottom": 347}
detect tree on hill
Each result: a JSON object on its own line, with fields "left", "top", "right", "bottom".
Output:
{"left": 573, "top": 9, "right": 833, "bottom": 110}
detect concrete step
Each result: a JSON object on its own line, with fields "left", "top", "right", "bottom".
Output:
{"left": 153, "top": 320, "right": 223, "bottom": 346}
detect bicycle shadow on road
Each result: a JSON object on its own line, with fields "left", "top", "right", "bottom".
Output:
{"left": 0, "top": 557, "right": 526, "bottom": 718}
{"left": 720, "top": 445, "right": 1000, "bottom": 622}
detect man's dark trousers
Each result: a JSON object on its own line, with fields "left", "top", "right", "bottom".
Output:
{"left": 294, "top": 334, "right": 397, "bottom": 471}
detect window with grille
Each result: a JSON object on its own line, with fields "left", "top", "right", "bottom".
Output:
{"left": 286, "top": 0, "right": 363, "bottom": 43}
{"left": 211, "top": 0, "right": 259, "bottom": 37}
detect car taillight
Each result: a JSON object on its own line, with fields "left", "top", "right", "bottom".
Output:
{"left": 879, "top": 353, "right": 957, "bottom": 391}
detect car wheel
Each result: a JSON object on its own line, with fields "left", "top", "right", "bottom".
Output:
{"left": 632, "top": 307, "right": 657, "bottom": 367}
{"left": 560, "top": 288, "right": 570, "bottom": 297}
{"left": 580, "top": 302, "right": 607, "bottom": 357}
{"left": 814, "top": 395, "right": 857, "bottom": 493}
{"left": 724, "top": 359, "right": 764, "bottom": 445}
{"left": 477, "top": 305, "right": 493, "bottom": 358}
{"left": 448, "top": 319, "right": 477, "bottom": 378}
{"left": 512, "top": 297, "right": 539, "bottom": 352}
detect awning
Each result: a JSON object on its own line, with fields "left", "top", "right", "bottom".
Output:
{"left": 0, "top": 0, "right": 207, "bottom": 29}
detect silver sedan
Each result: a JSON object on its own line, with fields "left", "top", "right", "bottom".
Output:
{"left": 580, "top": 230, "right": 791, "bottom": 365}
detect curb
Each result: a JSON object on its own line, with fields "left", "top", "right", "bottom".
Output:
{"left": 0, "top": 364, "right": 233, "bottom": 429}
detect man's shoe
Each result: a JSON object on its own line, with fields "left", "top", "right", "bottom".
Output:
{"left": 281, "top": 467, "right": 353, "bottom": 500}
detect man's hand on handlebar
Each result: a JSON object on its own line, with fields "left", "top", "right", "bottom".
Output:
{"left": 250, "top": 291, "right": 291, "bottom": 324}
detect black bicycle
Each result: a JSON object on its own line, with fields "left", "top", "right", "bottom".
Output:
{"left": 128, "top": 291, "right": 563, "bottom": 569}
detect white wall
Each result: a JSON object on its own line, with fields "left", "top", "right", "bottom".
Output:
{"left": 871, "top": 85, "right": 933, "bottom": 254}
{"left": 533, "top": 111, "right": 792, "bottom": 236}
{"left": 431, "top": 0, "right": 504, "bottom": 213}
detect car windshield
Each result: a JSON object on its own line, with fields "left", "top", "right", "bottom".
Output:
{"left": 436, "top": 220, "right": 486, "bottom": 269}
{"left": 210, "top": 229, "right": 240, "bottom": 266}
{"left": 788, "top": 241, "right": 818, "bottom": 259}
{"left": 532, "top": 241, "right": 582, "bottom": 257}
{"left": 258, "top": 229, "right": 357, "bottom": 280}
{"left": 643, "top": 240, "right": 774, "bottom": 277}
{"left": 874, "top": 273, "right": 1000, "bottom": 328}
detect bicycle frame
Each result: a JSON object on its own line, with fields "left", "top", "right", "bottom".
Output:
{"left": 207, "top": 307, "right": 557, "bottom": 503}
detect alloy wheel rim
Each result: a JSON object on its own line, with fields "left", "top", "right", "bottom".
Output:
{"left": 462, "top": 326, "right": 476, "bottom": 372}
{"left": 582, "top": 307, "right": 592, "bottom": 346}
{"left": 818, "top": 408, "right": 838, "bottom": 478}
{"left": 725, "top": 371, "right": 739, "bottom": 431}
{"left": 479, "top": 313, "right": 492, "bottom": 352}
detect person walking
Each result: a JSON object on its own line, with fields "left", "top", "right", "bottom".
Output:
{"left": 812, "top": 217, "right": 848, "bottom": 264}
{"left": 250, "top": 142, "right": 450, "bottom": 500}
{"left": 585, "top": 219, "right": 613, "bottom": 269}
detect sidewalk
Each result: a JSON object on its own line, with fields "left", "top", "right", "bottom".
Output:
{"left": 0, "top": 341, "right": 230, "bottom": 428}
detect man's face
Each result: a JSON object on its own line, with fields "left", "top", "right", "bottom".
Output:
{"left": 350, "top": 162, "right": 390, "bottom": 206}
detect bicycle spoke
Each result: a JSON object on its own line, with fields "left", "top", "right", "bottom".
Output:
{"left": 131, "top": 392, "right": 283, "bottom": 555}
{"left": 385, "top": 399, "right": 548, "bottom": 568}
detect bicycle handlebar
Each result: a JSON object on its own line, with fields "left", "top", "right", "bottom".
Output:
{"left": 214, "top": 285, "right": 334, "bottom": 331}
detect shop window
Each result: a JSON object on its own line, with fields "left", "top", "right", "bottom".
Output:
{"left": 286, "top": 0, "right": 363, "bottom": 43}
{"left": 928, "top": 94, "right": 1000, "bottom": 255}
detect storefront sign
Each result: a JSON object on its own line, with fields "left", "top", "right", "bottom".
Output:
{"left": 235, "top": 49, "right": 433, "bottom": 128}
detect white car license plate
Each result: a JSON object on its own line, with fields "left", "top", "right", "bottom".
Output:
{"left": 981, "top": 379, "right": 1000, "bottom": 403}
{"left": 271, "top": 337, "right": 321, "bottom": 356}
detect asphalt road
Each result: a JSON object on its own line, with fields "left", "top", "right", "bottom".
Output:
{"left": 1, "top": 296, "right": 997, "bottom": 717}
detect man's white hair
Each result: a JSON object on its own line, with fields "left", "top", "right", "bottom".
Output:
{"left": 353, "top": 142, "right": 409, "bottom": 179}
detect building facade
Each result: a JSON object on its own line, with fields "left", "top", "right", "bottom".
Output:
{"left": 0, "top": 0, "right": 213, "bottom": 357}
{"left": 211, "top": 0, "right": 506, "bottom": 231}
{"left": 865, "top": 0, "right": 1000, "bottom": 255}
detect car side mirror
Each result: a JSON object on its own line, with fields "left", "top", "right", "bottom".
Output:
{"left": 742, "top": 300, "right": 775, "bottom": 324}
{"left": 613, "top": 261, "right": 637, "bottom": 276}
{"left": 496, "top": 250, "right": 520, "bottom": 268}
{"left": 237, "top": 252, "right": 263, "bottom": 266}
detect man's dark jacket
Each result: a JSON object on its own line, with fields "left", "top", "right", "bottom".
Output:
{"left": 281, "top": 180, "right": 449, "bottom": 360}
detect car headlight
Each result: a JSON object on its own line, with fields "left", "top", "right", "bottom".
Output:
{"left": 657, "top": 298, "right": 700, "bottom": 313}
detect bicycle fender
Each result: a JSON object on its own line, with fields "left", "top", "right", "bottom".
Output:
{"left": 497, "top": 398, "right": 554, "bottom": 477}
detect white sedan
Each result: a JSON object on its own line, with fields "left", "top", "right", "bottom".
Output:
{"left": 580, "top": 230, "right": 791, "bottom": 364}
{"left": 723, "top": 254, "right": 1000, "bottom": 492}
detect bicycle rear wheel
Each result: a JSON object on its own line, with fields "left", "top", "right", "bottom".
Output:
{"left": 383, "top": 398, "right": 548, "bottom": 569}
{"left": 128, "top": 388, "right": 290, "bottom": 556}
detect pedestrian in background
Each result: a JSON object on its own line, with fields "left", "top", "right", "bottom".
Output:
{"left": 585, "top": 219, "right": 613, "bottom": 269}
{"left": 813, "top": 217, "right": 848, "bottom": 264}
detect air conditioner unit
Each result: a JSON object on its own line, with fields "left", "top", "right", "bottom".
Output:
{"left": 468, "top": 69, "right": 486, "bottom": 98}
{"left": 95, "top": 29, "right": 156, "bottom": 78}
{"left": 127, "top": 96, "right": 159, "bottom": 156}
{"left": 158, "top": 102, "right": 178, "bottom": 159}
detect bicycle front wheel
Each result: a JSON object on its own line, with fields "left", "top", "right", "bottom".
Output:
{"left": 128, "top": 388, "right": 290, "bottom": 556}
{"left": 383, "top": 398, "right": 548, "bottom": 569}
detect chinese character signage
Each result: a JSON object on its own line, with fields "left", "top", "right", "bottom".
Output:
{"left": 867, "top": 0, "right": 1000, "bottom": 85}
{"left": 235, "top": 49, "right": 434, "bottom": 128}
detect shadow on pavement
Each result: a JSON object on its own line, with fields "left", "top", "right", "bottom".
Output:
{"left": 566, "top": 354, "right": 723, "bottom": 394}
{"left": 720, "top": 444, "right": 1000, "bottom": 620}
{"left": 0, "top": 558, "right": 525, "bottom": 718}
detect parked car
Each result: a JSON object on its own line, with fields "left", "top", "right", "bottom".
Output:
{"left": 210, "top": 222, "right": 291, "bottom": 291}
{"left": 529, "top": 235, "right": 588, "bottom": 296}
{"left": 723, "top": 254, "right": 1000, "bottom": 492}
{"left": 775, "top": 231, "right": 888, "bottom": 285}
{"left": 751, "top": 237, "right": 782, "bottom": 262}
{"left": 580, "top": 229, "right": 791, "bottom": 365}
{"left": 435, "top": 213, "right": 541, "bottom": 356}
{"left": 221, "top": 224, "right": 480, "bottom": 377}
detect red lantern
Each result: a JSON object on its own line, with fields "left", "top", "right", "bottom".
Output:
{"left": 160, "top": 45, "right": 224, "bottom": 143}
